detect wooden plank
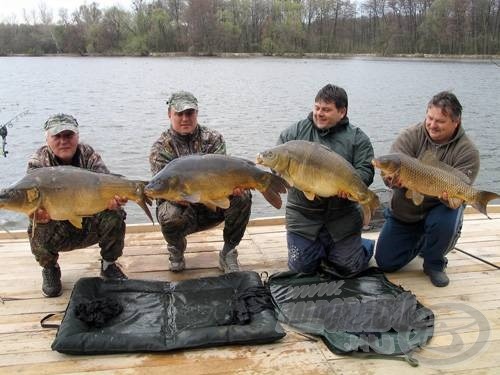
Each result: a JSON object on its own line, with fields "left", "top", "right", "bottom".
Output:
{"left": 0, "top": 213, "right": 499, "bottom": 374}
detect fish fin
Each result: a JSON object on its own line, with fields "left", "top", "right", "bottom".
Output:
{"left": 363, "top": 190, "right": 381, "bottom": 212}
{"left": 261, "top": 189, "right": 282, "bottom": 209}
{"left": 303, "top": 191, "right": 316, "bottom": 200}
{"left": 68, "top": 217, "right": 83, "bottom": 229}
{"left": 131, "top": 181, "right": 154, "bottom": 224}
{"left": 31, "top": 215, "right": 37, "bottom": 238}
{"left": 406, "top": 189, "right": 424, "bottom": 205}
{"left": 260, "top": 173, "right": 288, "bottom": 209}
{"left": 360, "top": 203, "right": 372, "bottom": 226}
{"left": 108, "top": 172, "right": 125, "bottom": 178}
{"left": 211, "top": 198, "right": 231, "bottom": 209}
{"left": 471, "top": 191, "right": 500, "bottom": 218}
{"left": 29, "top": 202, "right": 44, "bottom": 238}
{"left": 420, "top": 151, "right": 471, "bottom": 184}
{"left": 182, "top": 193, "right": 201, "bottom": 204}
{"left": 280, "top": 174, "right": 294, "bottom": 187}
{"left": 138, "top": 199, "right": 154, "bottom": 224}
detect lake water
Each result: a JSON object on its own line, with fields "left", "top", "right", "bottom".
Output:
{"left": 0, "top": 56, "right": 499, "bottom": 230}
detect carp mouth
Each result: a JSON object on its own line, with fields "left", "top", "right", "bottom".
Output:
{"left": 0, "top": 188, "right": 39, "bottom": 212}
{"left": 255, "top": 153, "right": 264, "bottom": 164}
{"left": 371, "top": 159, "right": 381, "bottom": 168}
{"left": 143, "top": 187, "right": 161, "bottom": 199}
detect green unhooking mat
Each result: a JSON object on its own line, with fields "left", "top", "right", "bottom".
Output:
{"left": 50, "top": 271, "right": 285, "bottom": 354}
{"left": 267, "top": 268, "right": 434, "bottom": 360}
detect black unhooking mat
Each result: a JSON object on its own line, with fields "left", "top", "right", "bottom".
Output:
{"left": 267, "top": 268, "right": 434, "bottom": 359}
{"left": 51, "top": 271, "right": 285, "bottom": 354}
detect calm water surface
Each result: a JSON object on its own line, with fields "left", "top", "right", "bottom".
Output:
{"left": 0, "top": 56, "right": 499, "bottom": 230}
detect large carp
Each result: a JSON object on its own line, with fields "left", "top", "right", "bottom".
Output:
{"left": 372, "top": 152, "right": 500, "bottom": 218}
{"left": 0, "top": 166, "right": 153, "bottom": 228}
{"left": 144, "top": 154, "right": 289, "bottom": 210}
{"left": 256, "top": 140, "right": 380, "bottom": 225}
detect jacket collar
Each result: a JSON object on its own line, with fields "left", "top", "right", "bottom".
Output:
{"left": 168, "top": 124, "right": 201, "bottom": 141}
{"left": 308, "top": 112, "right": 349, "bottom": 136}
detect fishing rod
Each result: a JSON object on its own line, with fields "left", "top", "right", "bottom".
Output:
{"left": 454, "top": 246, "right": 500, "bottom": 270}
{"left": 0, "top": 110, "right": 29, "bottom": 157}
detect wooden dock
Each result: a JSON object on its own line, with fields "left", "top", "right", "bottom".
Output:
{"left": 1, "top": 209, "right": 499, "bottom": 374}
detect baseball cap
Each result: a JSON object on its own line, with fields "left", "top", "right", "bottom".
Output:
{"left": 43, "top": 113, "right": 79, "bottom": 135}
{"left": 167, "top": 91, "right": 198, "bottom": 112}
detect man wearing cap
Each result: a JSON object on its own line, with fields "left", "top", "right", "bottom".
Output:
{"left": 150, "top": 91, "right": 252, "bottom": 273}
{"left": 27, "top": 113, "right": 128, "bottom": 298}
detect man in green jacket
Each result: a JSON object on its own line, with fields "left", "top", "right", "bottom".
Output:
{"left": 375, "top": 91, "right": 480, "bottom": 287}
{"left": 278, "top": 84, "right": 375, "bottom": 277}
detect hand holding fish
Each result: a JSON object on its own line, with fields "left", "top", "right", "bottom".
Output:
{"left": 439, "top": 191, "right": 464, "bottom": 209}
{"left": 31, "top": 208, "right": 51, "bottom": 224}
{"left": 256, "top": 140, "right": 380, "bottom": 226}
{"left": 232, "top": 187, "right": 246, "bottom": 197}
{"left": 107, "top": 195, "right": 128, "bottom": 211}
{"left": 372, "top": 153, "right": 500, "bottom": 217}
{"left": 0, "top": 166, "right": 154, "bottom": 230}
{"left": 145, "top": 154, "right": 288, "bottom": 211}
{"left": 337, "top": 190, "right": 350, "bottom": 199}
{"left": 382, "top": 173, "right": 403, "bottom": 189}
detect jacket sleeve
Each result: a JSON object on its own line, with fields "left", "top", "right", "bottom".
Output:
{"left": 149, "top": 137, "right": 175, "bottom": 176}
{"left": 27, "top": 151, "right": 45, "bottom": 171}
{"left": 352, "top": 129, "right": 375, "bottom": 186}
{"left": 277, "top": 122, "right": 299, "bottom": 145}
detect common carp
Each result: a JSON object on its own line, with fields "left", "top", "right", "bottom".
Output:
{"left": 144, "top": 154, "right": 289, "bottom": 210}
{"left": 0, "top": 166, "right": 153, "bottom": 228}
{"left": 256, "top": 140, "right": 380, "bottom": 225}
{"left": 372, "top": 152, "right": 500, "bottom": 218}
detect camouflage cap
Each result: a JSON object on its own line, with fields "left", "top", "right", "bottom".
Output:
{"left": 43, "top": 113, "right": 79, "bottom": 135}
{"left": 167, "top": 91, "right": 198, "bottom": 112}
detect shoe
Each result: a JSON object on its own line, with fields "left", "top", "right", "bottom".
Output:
{"left": 424, "top": 268, "right": 449, "bottom": 287}
{"left": 169, "top": 257, "right": 186, "bottom": 272}
{"left": 42, "top": 264, "right": 62, "bottom": 298}
{"left": 100, "top": 261, "right": 128, "bottom": 280}
{"left": 167, "top": 242, "right": 186, "bottom": 272}
{"left": 219, "top": 248, "right": 240, "bottom": 273}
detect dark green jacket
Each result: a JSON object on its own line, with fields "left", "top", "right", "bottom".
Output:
{"left": 278, "top": 113, "right": 375, "bottom": 241}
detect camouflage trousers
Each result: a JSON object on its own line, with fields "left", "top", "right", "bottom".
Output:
{"left": 28, "top": 210, "right": 126, "bottom": 267}
{"left": 156, "top": 192, "right": 252, "bottom": 259}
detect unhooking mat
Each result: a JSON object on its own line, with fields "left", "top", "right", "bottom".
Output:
{"left": 268, "top": 267, "right": 434, "bottom": 359}
{"left": 51, "top": 271, "right": 285, "bottom": 354}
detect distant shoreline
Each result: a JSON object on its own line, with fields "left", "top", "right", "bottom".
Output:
{"left": 2, "top": 52, "right": 500, "bottom": 63}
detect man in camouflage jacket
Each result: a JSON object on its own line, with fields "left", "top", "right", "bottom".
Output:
{"left": 28, "top": 113, "right": 127, "bottom": 298}
{"left": 149, "top": 91, "right": 251, "bottom": 273}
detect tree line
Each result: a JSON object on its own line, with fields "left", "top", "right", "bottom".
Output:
{"left": 1, "top": 0, "right": 499, "bottom": 56}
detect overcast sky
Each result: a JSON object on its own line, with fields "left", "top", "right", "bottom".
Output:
{"left": 0, "top": 0, "right": 133, "bottom": 23}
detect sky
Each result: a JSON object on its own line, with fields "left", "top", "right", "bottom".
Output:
{"left": 0, "top": 0, "right": 133, "bottom": 23}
